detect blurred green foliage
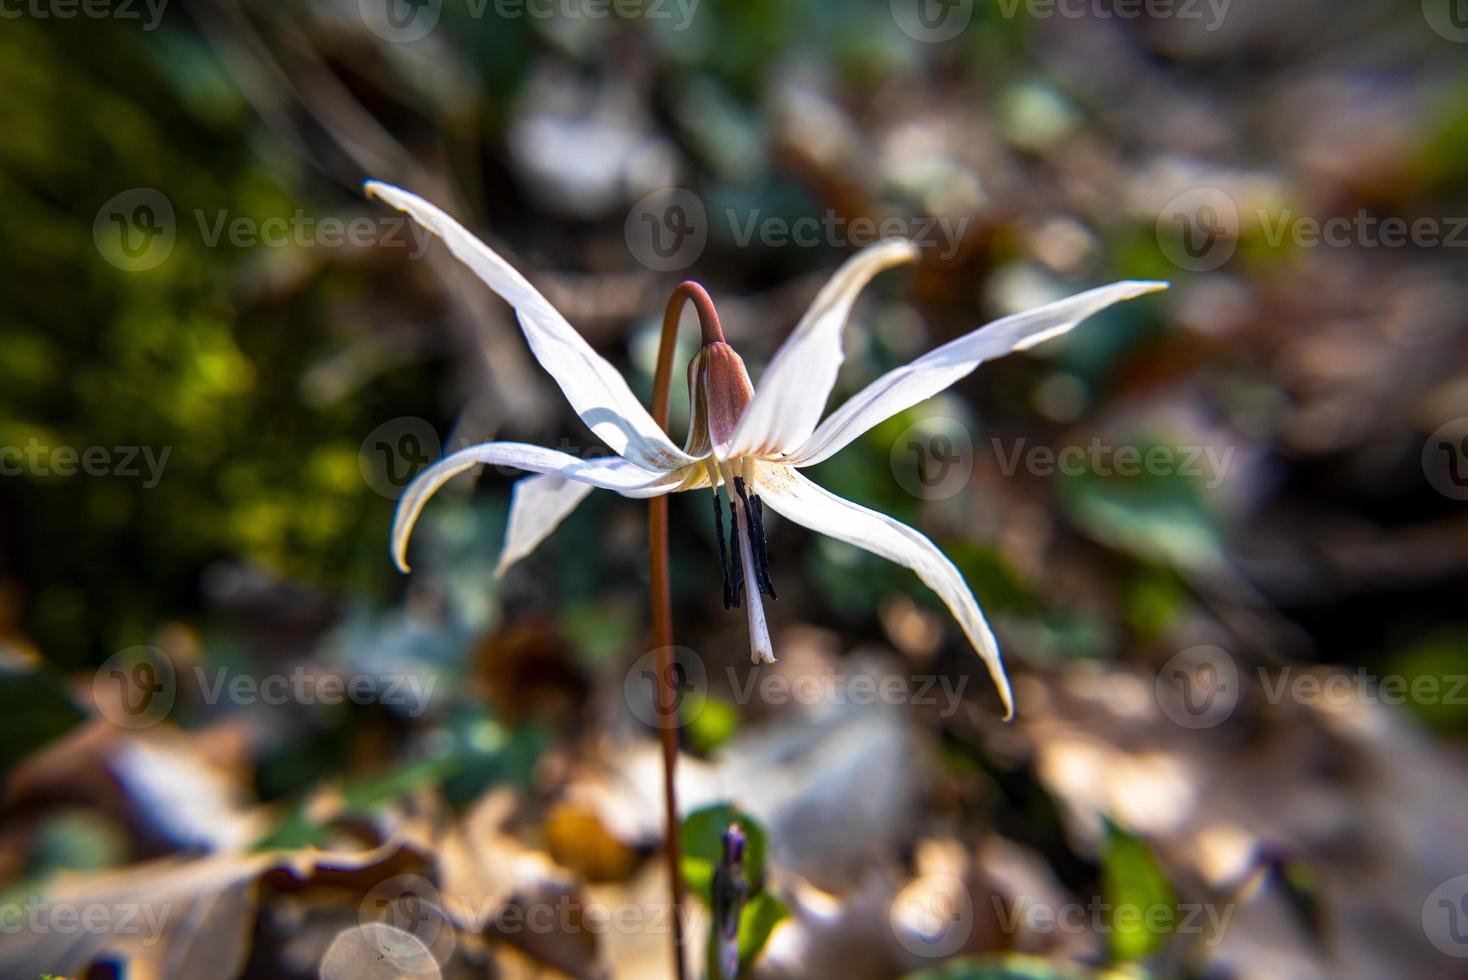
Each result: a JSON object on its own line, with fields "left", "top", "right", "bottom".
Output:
{"left": 0, "top": 19, "right": 440, "bottom": 668}
{"left": 1100, "top": 819, "right": 1176, "bottom": 965}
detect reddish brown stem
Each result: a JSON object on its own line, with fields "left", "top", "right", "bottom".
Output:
{"left": 649, "top": 281, "right": 720, "bottom": 980}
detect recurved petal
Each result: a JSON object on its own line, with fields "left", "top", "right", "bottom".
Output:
{"left": 756, "top": 464, "right": 1014, "bottom": 718}
{"left": 365, "top": 181, "right": 696, "bottom": 473}
{"left": 392, "top": 442, "right": 681, "bottom": 573}
{"left": 494, "top": 473, "right": 598, "bottom": 579}
{"left": 720, "top": 239, "right": 919, "bottom": 459}
{"left": 787, "top": 280, "right": 1168, "bottom": 467}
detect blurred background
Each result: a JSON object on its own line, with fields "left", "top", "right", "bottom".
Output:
{"left": 1, "top": 0, "right": 1467, "bottom": 977}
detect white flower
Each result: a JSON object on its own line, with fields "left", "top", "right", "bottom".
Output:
{"left": 368, "top": 180, "right": 1167, "bottom": 718}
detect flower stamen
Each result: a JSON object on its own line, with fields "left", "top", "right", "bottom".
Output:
{"left": 732, "top": 476, "right": 777, "bottom": 600}
{"left": 728, "top": 499, "right": 745, "bottom": 609}
{"left": 730, "top": 493, "right": 773, "bottom": 663}
{"left": 712, "top": 492, "right": 733, "bottom": 610}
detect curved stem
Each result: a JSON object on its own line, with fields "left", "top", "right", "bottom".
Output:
{"left": 649, "top": 281, "right": 720, "bottom": 980}
{"left": 654, "top": 281, "right": 724, "bottom": 422}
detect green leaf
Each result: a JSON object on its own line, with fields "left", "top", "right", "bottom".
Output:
{"left": 1385, "top": 630, "right": 1468, "bottom": 734}
{"left": 0, "top": 664, "right": 86, "bottom": 776}
{"left": 737, "top": 891, "right": 789, "bottom": 967}
{"left": 681, "top": 803, "right": 768, "bottom": 904}
{"left": 1100, "top": 818, "right": 1176, "bottom": 963}
{"left": 685, "top": 694, "right": 740, "bottom": 753}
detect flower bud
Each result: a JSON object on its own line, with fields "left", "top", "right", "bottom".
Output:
{"left": 684, "top": 342, "right": 754, "bottom": 456}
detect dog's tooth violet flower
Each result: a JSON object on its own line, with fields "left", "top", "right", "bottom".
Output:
{"left": 367, "top": 180, "right": 1166, "bottom": 717}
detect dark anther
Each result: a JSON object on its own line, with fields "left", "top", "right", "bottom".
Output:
{"left": 733, "top": 478, "right": 777, "bottom": 600}
{"left": 713, "top": 492, "right": 732, "bottom": 610}
{"left": 728, "top": 504, "right": 745, "bottom": 608}
{"left": 751, "top": 495, "right": 777, "bottom": 599}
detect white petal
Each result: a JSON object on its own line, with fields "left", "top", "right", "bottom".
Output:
{"left": 756, "top": 465, "right": 1014, "bottom": 718}
{"left": 720, "top": 240, "right": 920, "bottom": 458}
{"left": 494, "top": 474, "right": 597, "bottom": 579}
{"left": 366, "top": 181, "right": 696, "bottom": 473}
{"left": 787, "top": 280, "right": 1168, "bottom": 467}
{"left": 392, "top": 442, "right": 681, "bottom": 572}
